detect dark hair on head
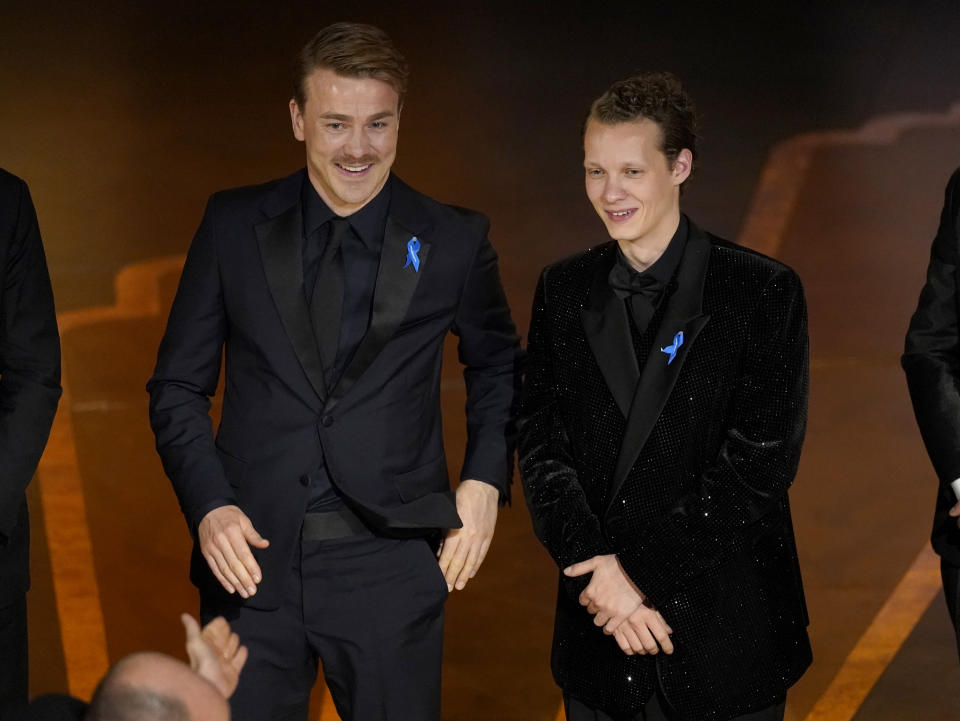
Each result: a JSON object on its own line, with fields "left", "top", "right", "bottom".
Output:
{"left": 587, "top": 71, "right": 698, "bottom": 186}
{"left": 84, "top": 681, "right": 190, "bottom": 721}
{"left": 293, "top": 22, "right": 409, "bottom": 110}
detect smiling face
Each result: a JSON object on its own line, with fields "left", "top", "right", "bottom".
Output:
{"left": 583, "top": 117, "right": 691, "bottom": 253}
{"left": 290, "top": 68, "right": 399, "bottom": 216}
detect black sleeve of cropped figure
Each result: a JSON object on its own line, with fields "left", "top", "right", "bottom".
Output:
{"left": 902, "top": 168, "right": 960, "bottom": 563}
{"left": 903, "top": 168, "right": 960, "bottom": 488}
{"left": 0, "top": 170, "right": 62, "bottom": 543}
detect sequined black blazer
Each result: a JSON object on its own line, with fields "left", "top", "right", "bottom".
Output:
{"left": 519, "top": 220, "right": 811, "bottom": 720}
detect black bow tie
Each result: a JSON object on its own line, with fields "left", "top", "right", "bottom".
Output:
{"left": 608, "top": 261, "right": 664, "bottom": 302}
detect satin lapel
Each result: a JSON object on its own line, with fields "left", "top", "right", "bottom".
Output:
{"left": 580, "top": 245, "right": 639, "bottom": 418}
{"left": 255, "top": 202, "right": 327, "bottom": 401}
{"left": 325, "top": 217, "right": 430, "bottom": 411}
{"left": 605, "top": 228, "right": 713, "bottom": 513}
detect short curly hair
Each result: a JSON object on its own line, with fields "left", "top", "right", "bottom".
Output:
{"left": 587, "top": 72, "right": 698, "bottom": 184}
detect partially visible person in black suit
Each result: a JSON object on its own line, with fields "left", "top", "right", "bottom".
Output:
{"left": 519, "top": 73, "right": 811, "bottom": 720}
{"left": 14, "top": 614, "right": 247, "bottom": 721}
{"left": 0, "top": 169, "right": 61, "bottom": 718}
{"left": 902, "top": 166, "right": 960, "bottom": 660}
{"left": 147, "top": 22, "right": 518, "bottom": 721}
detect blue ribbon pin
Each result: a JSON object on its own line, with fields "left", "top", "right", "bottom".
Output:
{"left": 661, "top": 331, "right": 684, "bottom": 365}
{"left": 404, "top": 237, "right": 421, "bottom": 272}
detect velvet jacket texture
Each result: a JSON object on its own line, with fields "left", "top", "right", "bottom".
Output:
{"left": 0, "top": 169, "right": 61, "bottom": 606}
{"left": 147, "top": 169, "right": 519, "bottom": 610}
{"left": 519, "top": 220, "right": 811, "bottom": 720}
{"left": 903, "top": 167, "right": 960, "bottom": 566}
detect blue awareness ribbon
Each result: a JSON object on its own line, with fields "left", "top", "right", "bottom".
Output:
{"left": 660, "top": 331, "right": 684, "bottom": 365}
{"left": 404, "top": 237, "right": 421, "bottom": 272}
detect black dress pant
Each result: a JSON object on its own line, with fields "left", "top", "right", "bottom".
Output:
{"left": 941, "top": 557, "right": 960, "bottom": 662}
{"left": 202, "top": 536, "right": 448, "bottom": 721}
{"left": 0, "top": 595, "right": 28, "bottom": 718}
{"left": 563, "top": 692, "right": 786, "bottom": 721}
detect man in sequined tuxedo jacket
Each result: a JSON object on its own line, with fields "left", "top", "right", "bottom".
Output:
{"left": 519, "top": 73, "right": 811, "bottom": 721}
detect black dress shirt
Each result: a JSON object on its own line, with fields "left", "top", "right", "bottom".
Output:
{"left": 301, "top": 177, "right": 392, "bottom": 512}
{"left": 302, "top": 176, "right": 391, "bottom": 382}
{"left": 609, "top": 215, "right": 688, "bottom": 334}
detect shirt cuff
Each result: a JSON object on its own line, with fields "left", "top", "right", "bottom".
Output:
{"left": 951, "top": 478, "right": 960, "bottom": 501}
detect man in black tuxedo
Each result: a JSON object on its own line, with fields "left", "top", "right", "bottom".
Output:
{"left": 0, "top": 169, "right": 61, "bottom": 717}
{"left": 902, "top": 166, "right": 960, "bottom": 660}
{"left": 519, "top": 73, "right": 811, "bottom": 720}
{"left": 147, "top": 22, "right": 518, "bottom": 721}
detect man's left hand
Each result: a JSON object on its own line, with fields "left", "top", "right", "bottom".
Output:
{"left": 438, "top": 479, "right": 499, "bottom": 591}
{"left": 565, "top": 554, "right": 644, "bottom": 629}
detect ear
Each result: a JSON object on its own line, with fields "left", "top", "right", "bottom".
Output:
{"left": 290, "top": 98, "right": 305, "bottom": 142}
{"left": 671, "top": 148, "right": 693, "bottom": 186}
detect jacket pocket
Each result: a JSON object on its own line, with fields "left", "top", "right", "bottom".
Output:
{"left": 215, "top": 444, "right": 248, "bottom": 488}
{"left": 393, "top": 456, "right": 448, "bottom": 502}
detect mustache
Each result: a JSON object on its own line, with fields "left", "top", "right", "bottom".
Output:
{"left": 334, "top": 155, "right": 378, "bottom": 166}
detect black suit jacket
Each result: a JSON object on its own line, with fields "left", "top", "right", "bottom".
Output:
{"left": 0, "top": 169, "right": 61, "bottom": 606}
{"left": 12, "top": 694, "right": 87, "bottom": 721}
{"left": 903, "top": 167, "right": 960, "bottom": 565}
{"left": 148, "top": 170, "right": 518, "bottom": 609}
{"left": 519, "top": 221, "right": 811, "bottom": 720}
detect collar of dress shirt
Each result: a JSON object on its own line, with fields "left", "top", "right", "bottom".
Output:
{"left": 614, "top": 213, "right": 689, "bottom": 286}
{"left": 301, "top": 174, "right": 393, "bottom": 251}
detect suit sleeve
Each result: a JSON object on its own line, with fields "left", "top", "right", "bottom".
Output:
{"left": 0, "top": 177, "right": 61, "bottom": 542}
{"left": 518, "top": 271, "right": 611, "bottom": 577}
{"left": 451, "top": 216, "right": 521, "bottom": 502}
{"left": 146, "top": 194, "right": 236, "bottom": 532}
{"left": 617, "top": 269, "right": 809, "bottom": 608}
{"left": 902, "top": 168, "right": 960, "bottom": 488}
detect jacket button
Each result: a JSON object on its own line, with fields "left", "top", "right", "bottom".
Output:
{"left": 299, "top": 474, "right": 310, "bottom": 487}
{"left": 321, "top": 415, "right": 334, "bottom": 427}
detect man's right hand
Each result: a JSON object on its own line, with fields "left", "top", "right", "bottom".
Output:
{"left": 949, "top": 499, "right": 960, "bottom": 528}
{"left": 198, "top": 505, "right": 269, "bottom": 598}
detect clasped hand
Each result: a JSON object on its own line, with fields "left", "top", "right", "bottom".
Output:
{"left": 565, "top": 554, "right": 674, "bottom": 656}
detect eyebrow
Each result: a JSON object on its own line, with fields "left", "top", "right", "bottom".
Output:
{"left": 584, "top": 158, "right": 646, "bottom": 166}
{"left": 319, "top": 111, "right": 396, "bottom": 122}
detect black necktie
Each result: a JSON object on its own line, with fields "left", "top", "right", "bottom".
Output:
{"left": 608, "top": 261, "right": 664, "bottom": 334}
{"left": 311, "top": 218, "right": 350, "bottom": 387}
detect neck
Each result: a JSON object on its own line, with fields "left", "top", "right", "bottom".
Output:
{"left": 617, "top": 211, "right": 680, "bottom": 272}
{"left": 306, "top": 170, "right": 387, "bottom": 218}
